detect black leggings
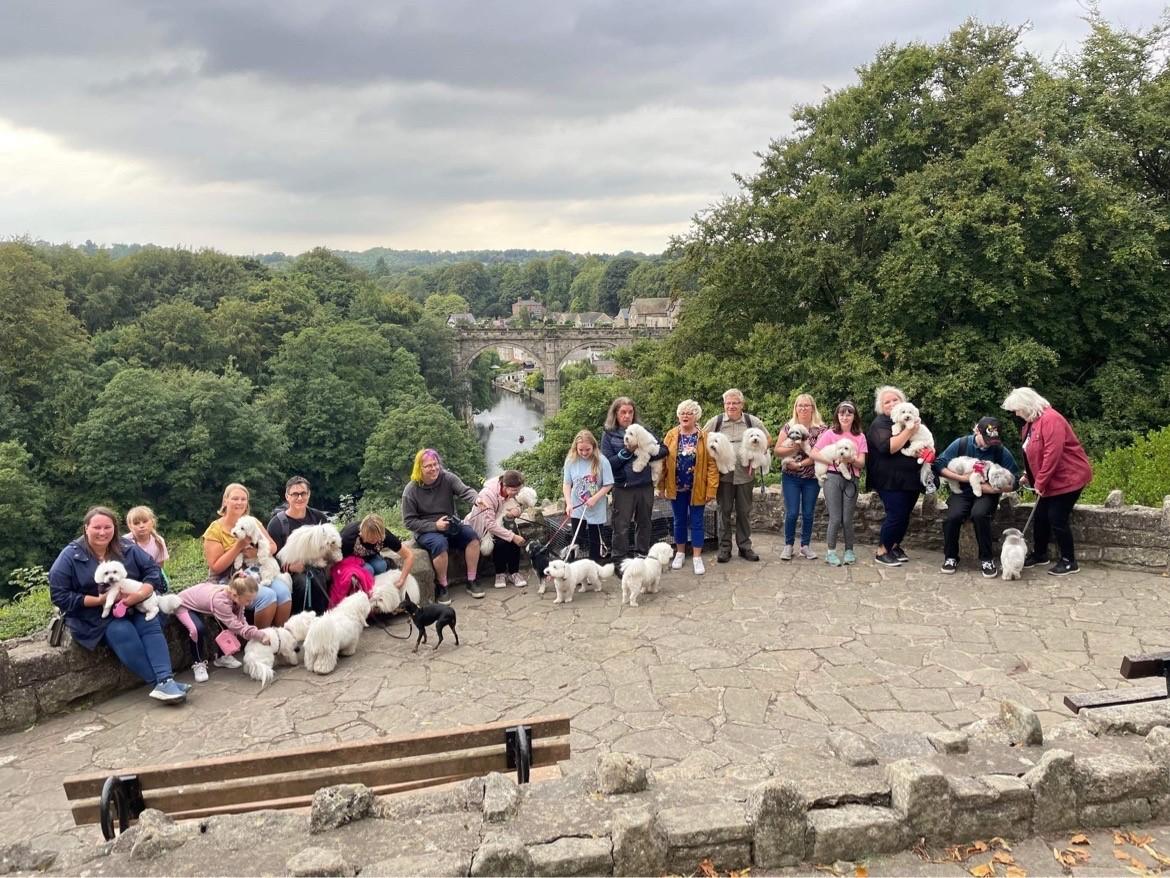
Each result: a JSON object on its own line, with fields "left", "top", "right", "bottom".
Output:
{"left": 492, "top": 539, "right": 521, "bottom": 575}
{"left": 570, "top": 520, "right": 606, "bottom": 564}
{"left": 1033, "top": 489, "right": 1081, "bottom": 562}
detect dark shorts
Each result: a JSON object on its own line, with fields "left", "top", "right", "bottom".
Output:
{"left": 417, "top": 523, "right": 479, "bottom": 557}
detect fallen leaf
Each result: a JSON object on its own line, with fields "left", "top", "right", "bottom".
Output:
{"left": 813, "top": 865, "right": 843, "bottom": 876}
{"left": 697, "top": 858, "right": 719, "bottom": 878}
{"left": 993, "top": 851, "right": 1015, "bottom": 865}
{"left": 1141, "top": 843, "right": 1170, "bottom": 867}
{"left": 1070, "top": 833, "right": 1090, "bottom": 845}
{"left": 1115, "top": 831, "right": 1128, "bottom": 845}
{"left": 1128, "top": 833, "right": 1155, "bottom": 847}
{"left": 1116, "top": 849, "right": 1133, "bottom": 861}
{"left": 854, "top": 867, "right": 868, "bottom": 878}
{"left": 1005, "top": 867, "right": 1027, "bottom": 878}
{"left": 970, "top": 841, "right": 990, "bottom": 853}
{"left": 1070, "top": 849, "right": 1091, "bottom": 864}
{"left": 729, "top": 871, "right": 751, "bottom": 878}
{"left": 990, "top": 837, "right": 1012, "bottom": 852}
{"left": 968, "top": 862, "right": 996, "bottom": 878}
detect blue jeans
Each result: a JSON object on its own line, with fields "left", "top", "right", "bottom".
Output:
{"left": 877, "top": 489, "right": 919, "bottom": 550}
{"left": 670, "top": 491, "right": 705, "bottom": 547}
{"left": 363, "top": 555, "right": 389, "bottom": 577}
{"left": 782, "top": 473, "right": 820, "bottom": 546}
{"left": 103, "top": 613, "right": 174, "bottom": 686}
{"left": 249, "top": 577, "right": 292, "bottom": 612}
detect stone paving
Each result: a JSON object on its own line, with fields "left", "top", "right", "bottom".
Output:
{"left": 2, "top": 532, "right": 1169, "bottom": 861}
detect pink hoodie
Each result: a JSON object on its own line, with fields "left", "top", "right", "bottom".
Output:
{"left": 463, "top": 477, "right": 519, "bottom": 541}
{"left": 177, "top": 580, "right": 267, "bottom": 644}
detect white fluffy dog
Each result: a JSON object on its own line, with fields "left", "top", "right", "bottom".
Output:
{"left": 276, "top": 523, "right": 343, "bottom": 569}
{"left": 370, "top": 571, "right": 422, "bottom": 614}
{"left": 619, "top": 542, "right": 674, "bottom": 607}
{"left": 301, "top": 591, "right": 370, "bottom": 675}
{"left": 481, "top": 486, "right": 538, "bottom": 555}
{"left": 738, "top": 427, "right": 771, "bottom": 477}
{"left": 1000, "top": 528, "right": 1027, "bottom": 581}
{"left": 890, "top": 402, "right": 937, "bottom": 489}
{"left": 623, "top": 423, "right": 665, "bottom": 485}
{"left": 94, "top": 561, "right": 161, "bottom": 620}
{"left": 242, "top": 628, "right": 300, "bottom": 689}
{"left": 282, "top": 611, "right": 317, "bottom": 644}
{"left": 785, "top": 423, "right": 813, "bottom": 456}
{"left": 542, "top": 558, "right": 614, "bottom": 604}
{"left": 943, "top": 457, "right": 1017, "bottom": 497}
{"left": 230, "top": 515, "right": 283, "bottom": 585}
{"left": 706, "top": 432, "right": 736, "bottom": 474}
{"left": 814, "top": 439, "right": 858, "bottom": 486}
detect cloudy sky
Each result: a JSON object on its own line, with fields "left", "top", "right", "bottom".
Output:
{"left": 0, "top": 1, "right": 1164, "bottom": 255}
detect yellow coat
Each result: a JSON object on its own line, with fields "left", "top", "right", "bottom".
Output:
{"left": 658, "top": 428, "right": 720, "bottom": 505}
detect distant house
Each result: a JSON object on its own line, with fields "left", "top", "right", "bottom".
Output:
{"left": 511, "top": 299, "right": 546, "bottom": 320}
{"left": 627, "top": 297, "right": 674, "bottom": 328}
{"left": 446, "top": 312, "right": 476, "bottom": 327}
{"left": 614, "top": 307, "right": 631, "bottom": 328}
{"left": 573, "top": 311, "right": 613, "bottom": 328}
{"left": 545, "top": 311, "right": 572, "bottom": 325}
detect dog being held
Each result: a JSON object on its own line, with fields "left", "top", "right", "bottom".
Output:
{"left": 706, "top": 432, "right": 737, "bottom": 475}
{"left": 1000, "top": 528, "right": 1027, "bottom": 581}
{"left": 242, "top": 627, "right": 300, "bottom": 689}
{"left": 943, "top": 457, "right": 1017, "bottom": 498}
{"left": 623, "top": 423, "right": 665, "bottom": 485}
{"left": 229, "top": 515, "right": 283, "bottom": 586}
{"left": 786, "top": 424, "right": 813, "bottom": 456}
{"left": 620, "top": 542, "right": 674, "bottom": 607}
{"left": 889, "top": 402, "right": 937, "bottom": 491}
{"left": 542, "top": 558, "right": 615, "bottom": 603}
{"left": 814, "top": 439, "right": 858, "bottom": 486}
{"left": 94, "top": 561, "right": 161, "bottom": 620}
{"left": 738, "top": 427, "right": 771, "bottom": 478}
{"left": 301, "top": 591, "right": 370, "bottom": 675}
{"left": 399, "top": 595, "right": 459, "bottom": 653}
{"left": 276, "top": 523, "right": 343, "bottom": 569}
{"left": 480, "top": 486, "right": 538, "bottom": 556}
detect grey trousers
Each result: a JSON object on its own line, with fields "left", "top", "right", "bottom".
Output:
{"left": 822, "top": 472, "right": 858, "bottom": 550}
{"left": 611, "top": 484, "right": 655, "bottom": 559}
{"left": 716, "top": 479, "right": 754, "bottom": 552}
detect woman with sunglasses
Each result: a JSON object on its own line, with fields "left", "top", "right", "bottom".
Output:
{"left": 811, "top": 401, "right": 868, "bottom": 566}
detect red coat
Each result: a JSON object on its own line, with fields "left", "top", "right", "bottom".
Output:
{"left": 1022, "top": 407, "right": 1093, "bottom": 497}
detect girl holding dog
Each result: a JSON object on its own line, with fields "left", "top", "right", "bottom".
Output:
{"left": 562, "top": 430, "right": 614, "bottom": 564}
{"left": 202, "top": 483, "right": 291, "bottom": 629}
{"left": 464, "top": 470, "right": 531, "bottom": 588}
{"left": 658, "top": 400, "right": 720, "bottom": 575}
{"left": 48, "top": 506, "right": 188, "bottom": 704}
{"left": 811, "top": 402, "right": 868, "bottom": 567}
{"left": 774, "top": 394, "right": 827, "bottom": 561}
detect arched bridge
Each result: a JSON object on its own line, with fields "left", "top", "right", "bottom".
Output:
{"left": 453, "top": 326, "right": 671, "bottom": 416}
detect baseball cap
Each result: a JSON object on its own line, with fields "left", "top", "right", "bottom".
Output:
{"left": 976, "top": 417, "right": 1003, "bottom": 445}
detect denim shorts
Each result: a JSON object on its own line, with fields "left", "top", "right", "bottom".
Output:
{"left": 417, "top": 523, "right": 478, "bottom": 557}
{"left": 249, "top": 574, "right": 292, "bottom": 611}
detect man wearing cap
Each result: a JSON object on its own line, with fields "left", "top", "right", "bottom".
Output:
{"left": 933, "top": 418, "right": 1020, "bottom": 577}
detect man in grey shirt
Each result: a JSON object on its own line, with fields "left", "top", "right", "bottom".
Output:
{"left": 703, "top": 389, "right": 770, "bottom": 563}
{"left": 401, "top": 449, "right": 484, "bottom": 605}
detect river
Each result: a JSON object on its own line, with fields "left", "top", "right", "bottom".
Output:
{"left": 474, "top": 389, "right": 544, "bottom": 475}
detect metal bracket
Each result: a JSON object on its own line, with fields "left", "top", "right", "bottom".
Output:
{"left": 99, "top": 774, "right": 145, "bottom": 840}
{"left": 504, "top": 725, "right": 532, "bottom": 784}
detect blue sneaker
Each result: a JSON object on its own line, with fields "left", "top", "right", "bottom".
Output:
{"left": 843, "top": 549, "right": 857, "bottom": 565}
{"left": 149, "top": 678, "right": 187, "bottom": 703}
{"left": 826, "top": 550, "right": 842, "bottom": 567}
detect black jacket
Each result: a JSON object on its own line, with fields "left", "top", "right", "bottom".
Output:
{"left": 865, "top": 415, "right": 924, "bottom": 493}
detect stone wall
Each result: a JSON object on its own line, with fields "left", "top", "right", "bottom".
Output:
{"left": 747, "top": 487, "right": 1170, "bottom": 568}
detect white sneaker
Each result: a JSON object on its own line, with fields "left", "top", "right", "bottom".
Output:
{"left": 191, "top": 661, "right": 209, "bottom": 683}
{"left": 213, "top": 654, "right": 242, "bottom": 670}
{"left": 494, "top": 574, "right": 508, "bottom": 589}
{"left": 670, "top": 552, "right": 685, "bottom": 570}
{"left": 780, "top": 544, "right": 793, "bottom": 561}
{"left": 511, "top": 573, "right": 529, "bottom": 588}
{"left": 693, "top": 557, "right": 705, "bottom": 575}
{"left": 799, "top": 545, "right": 818, "bottom": 560}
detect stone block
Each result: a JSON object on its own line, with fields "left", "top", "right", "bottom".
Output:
{"left": 1146, "top": 726, "right": 1170, "bottom": 771}
{"left": 1000, "top": 700, "right": 1043, "bottom": 746}
{"left": 1079, "top": 798, "right": 1153, "bottom": 827}
{"left": 0, "top": 842, "right": 57, "bottom": 874}
{"left": 1074, "top": 753, "right": 1165, "bottom": 804}
{"left": 310, "top": 784, "right": 376, "bottom": 833}
{"left": 928, "top": 731, "right": 969, "bottom": 754}
{"left": 1023, "top": 749, "right": 1076, "bottom": 832}
{"left": 1104, "top": 490, "right": 1125, "bottom": 508}
{"left": 471, "top": 833, "right": 534, "bottom": 877}
{"left": 657, "top": 803, "right": 752, "bottom": 847}
{"left": 595, "top": 752, "right": 649, "bottom": 795}
{"left": 828, "top": 729, "right": 878, "bottom": 767}
{"left": 527, "top": 837, "right": 613, "bottom": 877}
{"left": 1081, "top": 702, "right": 1170, "bottom": 737}
{"left": 948, "top": 776, "right": 1032, "bottom": 843}
{"left": 483, "top": 771, "right": 521, "bottom": 824}
{"left": 745, "top": 778, "right": 810, "bottom": 868}
{"left": 886, "top": 760, "right": 949, "bottom": 839}
{"left": 362, "top": 852, "right": 471, "bottom": 877}
{"left": 612, "top": 808, "right": 666, "bottom": 877}
{"left": 666, "top": 841, "right": 752, "bottom": 875}
{"left": 287, "top": 847, "right": 356, "bottom": 877}
{"left": 808, "top": 805, "right": 908, "bottom": 863}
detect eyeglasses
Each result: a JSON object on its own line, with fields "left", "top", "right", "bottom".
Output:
{"left": 288, "top": 491, "right": 309, "bottom": 498}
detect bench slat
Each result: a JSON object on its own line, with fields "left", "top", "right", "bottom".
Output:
{"left": 64, "top": 714, "right": 570, "bottom": 799}
{"left": 1063, "top": 688, "right": 1167, "bottom": 713}
{"left": 1120, "top": 653, "right": 1170, "bottom": 680}
{"left": 69, "top": 737, "right": 570, "bottom": 826}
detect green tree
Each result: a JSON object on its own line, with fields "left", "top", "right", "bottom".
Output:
{"left": 0, "top": 442, "right": 51, "bottom": 581}
{"left": 597, "top": 256, "right": 638, "bottom": 315}
{"left": 290, "top": 247, "right": 373, "bottom": 310}
{"left": 546, "top": 255, "right": 576, "bottom": 310}
{"left": 423, "top": 292, "right": 471, "bottom": 322}
{"left": 111, "top": 300, "right": 225, "bottom": 371}
{"left": 568, "top": 258, "right": 603, "bottom": 312}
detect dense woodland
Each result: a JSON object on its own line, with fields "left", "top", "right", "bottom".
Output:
{"left": 3, "top": 16, "right": 1170, "bottom": 597}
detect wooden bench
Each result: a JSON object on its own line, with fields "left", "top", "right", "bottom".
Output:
{"left": 63, "top": 714, "right": 570, "bottom": 840}
{"left": 1064, "top": 652, "right": 1170, "bottom": 713}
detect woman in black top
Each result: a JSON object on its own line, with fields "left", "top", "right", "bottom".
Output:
{"left": 339, "top": 513, "right": 415, "bottom": 590}
{"left": 865, "top": 385, "right": 924, "bottom": 567}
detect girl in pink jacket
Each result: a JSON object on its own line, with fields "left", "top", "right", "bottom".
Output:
{"left": 172, "top": 572, "right": 275, "bottom": 683}
{"left": 464, "top": 470, "right": 530, "bottom": 589}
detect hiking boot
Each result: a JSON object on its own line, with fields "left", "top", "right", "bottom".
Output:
{"left": 466, "top": 580, "right": 486, "bottom": 599}
{"left": 799, "top": 544, "right": 818, "bottom": 560}
{"left": 981, "top": 560, "right": 999, "bottom": 578}
{"left": 875, "top": 552, "right": 902, "bottom": 567}
{"left": 149, "top": 678, "right": 187, "bottom": 703}
{"left": 671, "top": 552, "right": 686, "bottom": 570}
{"left": 716, "top": 548, "right": 731, "bottom": 563}
{"left": 192, "top": 661, "right": 209, "bottom": 683}
{"left": 843, "top": 549, "right": 857, "bottom": 565}
{"left": 213, "top": 654, "right": 242, "bottom": 669}
{"left": 1048, "top": 558, "right": 1080, "bottom": 576}
{"left": 891, "top": 546, "right": 910, "bottom": 563}
{"left": 940, "top": 558, "right": 958, "bottom": 574}
{"left": 780, "top": 545, "right": 793, "bottom": 561}
{"left": 739, "top": 548, "right": 760, "bottom": 562}
{"left": 1023, "top": 552, "right": 1048, "bottom": 569}
{"left": 436, "top": 585, "right": 451, "bottom": 605}
{"left": 826, "top": 550, "right": 842, "bottom": 567}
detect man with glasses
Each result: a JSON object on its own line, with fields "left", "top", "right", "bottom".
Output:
{"left": 268, "top": 476, "right": 331, "bottom": 613}
{"left": 704, "top": 388, "right": 770, "bottom": 564}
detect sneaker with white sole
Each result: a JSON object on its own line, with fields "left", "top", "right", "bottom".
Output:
{"left": 799, "top": 545, "right": 818, "bottom": 560}
{"left": 670, "top": 552, "right": 685, "bottom": 570}
{"left": 826, "top": 550, "right": 842, "bottom": 567}
{"left": 843, "top": 549, "right": 856, "bottom": 565}
{"left": 511, "top": 572, "right": 529, "bottom": 588}
{"left": 149, "top": 678, "right": 187, "bottom": 703}
{"left": 213, "top": 654, "right": 242, "bottom": 670}
{"left": 494, "top": 574, "right": 508, "bottom": 589}
{"left": 780, "top": 544, "right": 793, "bottom": 561}
{"left": 191, "top": 661, "right": 209, "bottom": 683}
{"left": 693, "top": 557, "right": 705, "bottom": 575}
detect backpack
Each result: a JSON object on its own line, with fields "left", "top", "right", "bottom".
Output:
{"left": 961, "top": 434, "right": 1005, "bottom": 466}
{"left": 713, "top": 412, "right": 758, "bottom": 433}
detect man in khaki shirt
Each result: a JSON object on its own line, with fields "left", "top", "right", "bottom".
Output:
{"left": 703, "top": 389, "right": 770, "bottom": 563}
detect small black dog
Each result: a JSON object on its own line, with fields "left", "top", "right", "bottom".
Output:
{"left": 525, "top": 540, "right": 552, "bottom": 580}
{"left": 399, "top": 595, "right": 459, "bottom": 653}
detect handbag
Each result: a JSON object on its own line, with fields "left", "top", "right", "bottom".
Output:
{"left": 215, "top": 628, "right": 242, "bottom": 656}
{"left": 48, "top": 612, "right": 66, "bottom": 647}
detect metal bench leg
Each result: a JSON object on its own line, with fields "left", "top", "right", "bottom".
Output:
{"left": 505, "top": 725, "right": 532, "bottom": 784}
{"left": 99, "top": 775, "right": 144, "bottom": 840}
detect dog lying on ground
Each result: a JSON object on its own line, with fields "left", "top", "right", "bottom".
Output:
{"left": 399, "top": 595, "right": 459, "bottom": 653}
{"left": 276, "top": 523, "right": 343, "bottom": 569}
{"left": 229, "top": 515, "right": 283, "bottom": 586}
{"left": 620, "top": 542, "right": 675, "bottom": 607}
{"left": 814, "top": 439, "right": 858, "bottom": 486}
{"left": 623, "top": 423, "right": 665, "bottom": 485}
{"left": 301, "top": 591, "right": 370, "bottom": 674}
{"left": 1000, "top": 528, "right": 1027, "bottom": 581}
{"left": 542, "top": 558, "right": 615, "bottom": 603}
{"left": 706, "top": 432, "right": 736, "bottom": 474}
{"left": 739, "top": 427, "right": 771, "bottom": 477}
{"left": 95, "top": 561, "right": 161, "bottom": 620}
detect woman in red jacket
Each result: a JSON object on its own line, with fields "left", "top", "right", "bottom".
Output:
{"left": 1002, "top": 387, "right": 1093, "bottom": 576}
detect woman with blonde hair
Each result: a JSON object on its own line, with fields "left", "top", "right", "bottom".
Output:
{"left": 774, "top": 393, "right": 827, "bottom": 561}
{"left": 1002, "top": 387, "right": 1093, "bottom": 576}
{"left": 864, "top": 385, "right": 923, "bottom": 567}
{"left": 658, "top": 400, "right": 719, "bottom": 575}
{"left": 340, "top": 513, "right": 414, "bottom": 588}
{"left": 562, "top": 430, "right": 614, "bottom": 564}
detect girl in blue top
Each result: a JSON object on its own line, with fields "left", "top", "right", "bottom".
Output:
{"left": 561, "top": 429, "right": 614, "bottom": 564}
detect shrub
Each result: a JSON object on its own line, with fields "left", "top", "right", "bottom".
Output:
{"left": 0, "top": 566, "right": 53, "bottom": 640}
{"left": 1082, "top": 425, "right": 1170, "bottom": 507}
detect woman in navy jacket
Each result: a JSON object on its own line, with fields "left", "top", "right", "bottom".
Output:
{"left": 48, "top": 506, "right": 188, "bottom": 703}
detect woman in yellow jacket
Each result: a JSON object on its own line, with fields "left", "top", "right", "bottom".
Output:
{"left": 658, "top": 399, "right": 721, "bottom": 575}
